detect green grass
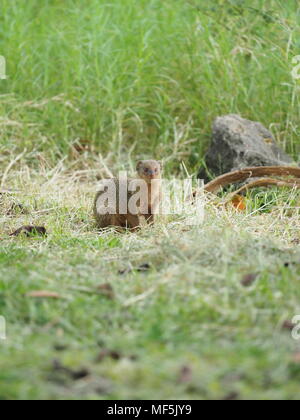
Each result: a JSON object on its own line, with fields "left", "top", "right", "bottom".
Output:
{"left": 1, "top": 0, "right": 300, "bottom": 169}
{"left": 1, "top": 0, "right": 300, "bottom": 400}
{"left": 1, "top": 175, "right": 300, "bottom": 400}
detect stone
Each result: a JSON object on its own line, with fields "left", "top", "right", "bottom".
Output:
{"left": 198, "top": 114, "right": 294, "bottom": 182}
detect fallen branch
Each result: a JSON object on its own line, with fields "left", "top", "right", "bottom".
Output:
{"left": 230, "top": 178, "right": 300, "bottom": 196}
{"left": 222, "top": 178, "right": 300, "bottom": 206}
{"left": 203, "top": 166, "right": 300, "bottom": 194}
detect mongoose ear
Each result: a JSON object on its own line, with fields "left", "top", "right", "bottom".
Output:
{"left": 136, "top": 161, "right": 143, "bottom": 171}
{"left": 158, "top": 161, "right": 163, "bottom": 171}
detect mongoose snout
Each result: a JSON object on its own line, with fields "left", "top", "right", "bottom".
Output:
{"left": 136, "top": 160, "right": 162, "bottom": 182}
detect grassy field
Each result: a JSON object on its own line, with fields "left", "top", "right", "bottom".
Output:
{"left": 1, "top": 0, "right": 300, "bottom": 168}
{"left": 1, "top": 174, "right": 300, "bottom": 400}
{"left": 1, "top": 0, "right": 300, "bottom": 400}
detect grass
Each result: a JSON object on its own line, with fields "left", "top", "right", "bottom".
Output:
{"left": 1, "top": 0, "right": 300, "bottom": 400}
{"left": 1, "top": 0, "right": 300, "bottom": 170}
{"left": 1, "top": 169, "right": 300, "bottom": 400}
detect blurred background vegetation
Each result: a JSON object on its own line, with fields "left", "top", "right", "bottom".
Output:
{"left": 0, "top": 0, "right": 300, "bottom": 172}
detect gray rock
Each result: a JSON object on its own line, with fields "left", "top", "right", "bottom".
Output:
{"left": 198, "top": 114, "right": 293, "bottom": 182}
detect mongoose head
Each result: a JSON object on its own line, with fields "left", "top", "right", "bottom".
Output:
{"left": 136, "top": 160, "right": 162, "bottom": 183}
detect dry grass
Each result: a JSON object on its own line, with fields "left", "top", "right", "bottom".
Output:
{"left": 1, "top": 161, "right": 300, "bottom": 399}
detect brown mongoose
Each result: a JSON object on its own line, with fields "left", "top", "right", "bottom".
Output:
{"left": 93, "top": 160, "right": 162, "bottom": 230}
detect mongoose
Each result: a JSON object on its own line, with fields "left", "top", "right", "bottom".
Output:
{"left": 93, "top": 160, "right": 162, "bottom": 230}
